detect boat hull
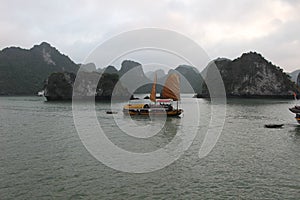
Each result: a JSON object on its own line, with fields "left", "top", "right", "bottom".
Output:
{"left": 288, "top": 106, "right": 300, "bottom": 124}
{"left": 123, "top": 108, "right": 183, "bottom": 117}
{"left": 295, "top": 114, "right": 300, "bottom": 124}
{"left": 289, "top": 107, "right": 300, "bottom": 113}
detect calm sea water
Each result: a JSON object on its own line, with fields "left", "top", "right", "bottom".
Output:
{"left": 0, "top": 96, "right": 299, "bottom": 199}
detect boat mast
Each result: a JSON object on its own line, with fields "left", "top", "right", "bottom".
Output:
{"left": 150, "top": 73, "right": 157, "bottom": 104}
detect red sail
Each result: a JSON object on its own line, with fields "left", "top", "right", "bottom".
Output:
{"left": 162, "top": 73, "right": 180, "bottom": 101}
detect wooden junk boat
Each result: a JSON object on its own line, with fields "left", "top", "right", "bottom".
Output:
{"left": 123, "top": 73, "right": 183, "bottom": 116}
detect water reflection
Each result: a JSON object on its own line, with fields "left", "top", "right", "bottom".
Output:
{"left": 103, "top": 115, "right": 181, "bottom": 153}
{"left": 290, "top": 124, "right": 300, "bottom": 138}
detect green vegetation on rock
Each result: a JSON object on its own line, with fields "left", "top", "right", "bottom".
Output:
{"left": 0, "top": 42, "right": 78, "bottom": 95}
{"left": 44, "top": 72, "right": 131, "bottom": 101}
{"left": 201, "top": 52, "right": 300, "bottom": 98}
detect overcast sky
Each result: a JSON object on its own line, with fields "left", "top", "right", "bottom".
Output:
{"left": 0, "top": 0, "right": 299, "bottom": 72}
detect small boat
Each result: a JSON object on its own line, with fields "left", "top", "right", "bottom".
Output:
{"left": 288, "top": 106, "right": 300, "bottom": 113}
{"left": 289, "top": 105, "right": 300, "bottom": 124}
{"left": 264, "top": 124, "right": 284, "bottom": 128}
{"left": 123, "top": 73, "right": 183, "bottom": 117}
{"left": 106, "top": 111, "right": 118, "bottom": 114}
{"left": 37, "top": 90, "right": 44, "bottom": 96}
{"left": 288, "top": 92, "right": 300, "bottom": 123}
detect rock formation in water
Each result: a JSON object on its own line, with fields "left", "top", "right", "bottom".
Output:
{"left": 174, "top": 65, "right": 203, "bottom": 94}
{"left": 290, "top": 70, "right": 300, "bottom": 88}
{"left": 288, "top": 69, "right": 300, "bottom": 83}
{"left": 296, "top": 73, "right": 300, "bottom": 87}
{"left": 0, "top": 42, "right": 79, "bottom": 95}
{"left": 44, "top": 72, "right": 75, "bottom": 100}
{"left": 200, "top": 52, "right": 300, "bottom": 98}
{"left": 44, "top": 71, "right": 131, "bottom": 101}
{"left": 145, "top": 69, "right": 166, "bottom": 80}
{"left": 80, "top": 63, "right": 97, "bottom": 72}
{"left": 2, "top": 41, "right": 299, "bottom": 99}
{"left": 104, "top": 65, "right": 118, "bottom": 74}
{"left": 117, "top": 60, "right": 153, "bottom": 94}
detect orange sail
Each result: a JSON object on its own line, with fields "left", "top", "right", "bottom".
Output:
{"left": 162, "top": 73, "right": 180, "bottom": 101}
{"left": 150, "top": 73, "right": 157, "bottom": 102}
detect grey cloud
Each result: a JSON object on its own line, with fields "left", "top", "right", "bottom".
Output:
{"left": 0, "top": 0, "right": 299, "bottom": 71}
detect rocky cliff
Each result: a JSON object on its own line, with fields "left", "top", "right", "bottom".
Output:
{"left": 288, "top": 69, "right": 300, "bottom": 83}
{"left": 117, "top": 60, "right": 153, "bottom": 94}
{"left": 145, "top": 69, "right": 166, "bottom": 80}
{"left": 44, "top": 72, "right": 75, "bottom": 100}
{"left": 0, "top": 42, "right": 79, "bottom": 95}
{"left": 201, "top": 52, "right": 300, "bottom": 98}
{"left": 44, "top": 72, "right": 131, "bottom": 101}
{"left": 291, "top": 71, "right": 300, "bottom": 87}
{"left": 175, "top": 65, "right": 203, "bottom": 94}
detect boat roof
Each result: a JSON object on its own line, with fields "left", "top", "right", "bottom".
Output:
{"left": 127, "top": 99, "right": 173, "bottom": 104}
{"left": 156, "top": 99, "right": 173, "bottom": 103}
{"left": 129, "top": 99, "right": 151, "bottom": 104}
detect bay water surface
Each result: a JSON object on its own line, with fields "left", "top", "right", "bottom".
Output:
{"left": 0, "top": 96, "right": 299, "bottom": 199}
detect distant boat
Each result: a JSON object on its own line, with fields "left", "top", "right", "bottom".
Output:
{"left": 289, "top": 105, "right": 300, "bottom": 124}
{"left": 288, "top": 106, "right": 300, "bottom": 113}
{"left": 264, "top": 124, "right": 284, "bottom": 128}
{"left": 123, "top": 73, "right": 183, "bottom": 116}
{"left": 106, "top": 111, "right": 118, "bottom": 114}
{"left": 37, "top": 90, "right": 47, "bottom": 101}
{"left": 37, "top": 90, "right": 44, "bottom": 96}
{"left": 288, "top": 92, "right": 300, "bottom": 123}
